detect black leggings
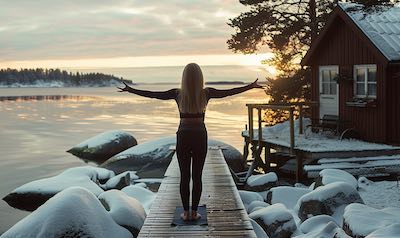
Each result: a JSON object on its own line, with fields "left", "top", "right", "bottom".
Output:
{"left": 176, "top": 123, "right": 208, "bottom": 211}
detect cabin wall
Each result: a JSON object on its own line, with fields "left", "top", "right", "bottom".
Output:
{"left": 309, "top": 17, "right": 387, "bottom": 143}
{"left": 387, "top": 64, "right": 400, "bottom": 144}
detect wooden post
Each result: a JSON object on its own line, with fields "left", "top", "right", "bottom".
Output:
{"left": 296, "top": 155, "right": 303, "bottom": 183}
{"left": 258, "top": 107, "right": 262, "bottom": 146}
{"left": 289, "top": 107, "right": 295, "bottom": 155}
{"left": 248, "top": 106, "right": 254, "bottom": 142}
{"left": 299, "top": 105, "right": 303, "bottom": 134}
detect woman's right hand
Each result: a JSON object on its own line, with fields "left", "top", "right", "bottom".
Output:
{"left": 117, "top": 82, "right": 132, "bottom": 92}
{"left": 250, "top": 78, "right": 263, "bottom": 89}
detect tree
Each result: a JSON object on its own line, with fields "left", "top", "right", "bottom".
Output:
{"left": 228, "top": 0, "right": 398, "bottom": 103}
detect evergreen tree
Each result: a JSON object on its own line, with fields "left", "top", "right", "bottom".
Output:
{"left": 228, "top": 0, "right": 399, "bottom": 103}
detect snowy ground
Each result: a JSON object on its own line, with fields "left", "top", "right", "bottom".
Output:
{"left": 358, "top": 178, "right": 400, "bottom": 209}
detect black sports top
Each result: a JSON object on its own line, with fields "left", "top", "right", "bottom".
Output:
{"left": 125, "top": 84, "right": 253, "bottom": 119}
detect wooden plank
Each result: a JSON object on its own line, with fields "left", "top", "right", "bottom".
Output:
{"left": 137, "top": 148, "right": 257, "bottom": 238}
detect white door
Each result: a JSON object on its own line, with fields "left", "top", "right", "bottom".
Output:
{"left": 319, "top": 66, "right": 339, "bottom": 118}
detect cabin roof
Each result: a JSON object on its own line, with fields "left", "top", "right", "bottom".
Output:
{"left": 302, "top": 3, "right": 400, "bottom": 65}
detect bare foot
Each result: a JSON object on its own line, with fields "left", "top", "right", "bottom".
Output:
{"left": 180, "top": 211, "right": 190, "bottom": 221}
{"left": 191, "top": 210, "right": 201, "bottom": 221}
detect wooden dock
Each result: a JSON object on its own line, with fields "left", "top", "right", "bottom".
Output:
{"left": 138, "top": 147, "right": 257, "bottom": 238}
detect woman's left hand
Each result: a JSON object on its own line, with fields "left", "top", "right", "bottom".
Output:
{"left": 117, "top": 82, "right": 132, "bottom": 92}
{"left": 250, "top": 78, "right": 263, "bottom": 89}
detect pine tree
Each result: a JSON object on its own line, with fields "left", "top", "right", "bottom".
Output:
{"left": 228, "top": 0, "right": 398, "bottom": 103}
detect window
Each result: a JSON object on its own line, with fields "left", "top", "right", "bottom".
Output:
{"left": 320, "top": 67, "right": 338, "bottom": 95}
{"left": 354, "top": 65, "right": 377, "bottom": 98}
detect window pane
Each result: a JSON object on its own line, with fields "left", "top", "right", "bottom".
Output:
{"left": 368, "top": 83, "right": 377, "bottom": 96}
{"left": 356, "top": 82, "right": 365, "bottom": 95}
{"left": 322, "top": 70, "right": 330, "bottom": 82}
{"left": 368, "top": 67, "right": 376, "bottom": 82}
{"left": 322, "top": 82, "right": 329, "bottom": 94}
{"left": 331, "top": 71, "right": 339, "bottom": 83}
{"left": 330, "top": 82, "right": 337, "bottom": 95}
{"left": 356, "top": 68, "right": 365, "bottom": 82}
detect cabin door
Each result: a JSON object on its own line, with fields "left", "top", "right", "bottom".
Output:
{"left": 319, "top": 66, "right": 339, "bottom": 118}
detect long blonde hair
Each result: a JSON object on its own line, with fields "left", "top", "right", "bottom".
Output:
{"left": 178, "top": 63, "right": 207, "bottom": 113}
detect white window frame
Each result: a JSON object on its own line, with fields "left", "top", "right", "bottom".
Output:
{"left": 353, "top": 64, "right": 377, "bottom": 99}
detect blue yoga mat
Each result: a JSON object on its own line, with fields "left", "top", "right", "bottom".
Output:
{"left": 171, "top": 205, "right": 208, "bottom": 226}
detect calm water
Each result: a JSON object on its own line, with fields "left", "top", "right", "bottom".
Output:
{"left": 0, "top": 83, "right": 268, "bottom": 233}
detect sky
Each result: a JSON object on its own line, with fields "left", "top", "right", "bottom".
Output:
{"left": 0, "top": 0, "right": 272, "bottom": 68}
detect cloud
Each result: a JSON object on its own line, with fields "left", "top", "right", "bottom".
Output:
{"left": 0, "top": 0, "right": 256, "bottom": 62}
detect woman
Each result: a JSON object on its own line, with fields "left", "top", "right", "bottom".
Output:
{"left": 117, "top": 63, "right": 262, "bottom": 221}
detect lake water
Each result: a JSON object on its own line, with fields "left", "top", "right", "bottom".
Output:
{"left": 0, "top": 79, "right": 268, "bottom": 232}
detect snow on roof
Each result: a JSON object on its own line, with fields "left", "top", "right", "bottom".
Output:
{"left": 340, "top": 2, "right": 400, "bottom": 61}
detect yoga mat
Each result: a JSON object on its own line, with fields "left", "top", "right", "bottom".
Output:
{"left": 171, "top": 205, "right": 208, "bottom": 226}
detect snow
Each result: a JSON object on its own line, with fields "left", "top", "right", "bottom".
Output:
{"left": 74, "top": 130, "right": 134, "bottom": 148}
{"left": 1, "top": 187, "right": 132, "bottom": 238}
{"left": 340, "top": 3, "right": 400, "bottom": 61}
{"left": 343, "top": 203, "right": 400, "bottom": 237}
{"left": 242, "top": 118, "right": 398, "bottom": 152}
{"left": 299, "top": 215, "right": 338, "bottom": 234}
{"left": 246, "top": 172, "right": 277, "bottom": 187}
{"left": 249, "top": 218, "right": 269, "bottom": 238}
{"left": 239, "top": 190, "right": 264, "bottom": 208}
{"left": 294, "top": 221, "right": 341, "bottom": 238}
{"left": 247, "top": 201, "right": 270, "bottom": 214}
{"left": 121, "top": 185, "right": 156, "bottom": 214}
{"left": 366, "top": 223, "right": 400, "bottom": 238}
{"left": 98, "top": 190, "right": 146, "bottom": 230}
{"left": 268, "top": 186, "right": 310, "bottom": 209}
{"left": 11, "top": 166, "right": 114, "bottom": 196}
{"left": 100, "top": 171, "right": 138, "bottom": 190}
{"left": 114, "top": 136, "right": 174, "bottom": 159}
{"left": 296, "top": 182, "right": 357, "bottom": 205}
{"left": 249, "top": 203, "right": 295, "bottom": 228}
{"left": 319, "top": 169, "right": 358, "bottom": 189}
{"left": 358, "top": 177, "right": 400, "bottom": 209}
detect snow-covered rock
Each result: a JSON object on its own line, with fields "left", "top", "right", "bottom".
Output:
{"left": 366, "top": 223, "right": 400, "bottom": 238}
{"left": 239, "top": 190, "right": 264, "bottom": 210}
{"left": 315, "top": 169, "right": 358, "bottom": 190}
{"left": 99, "top": 190, "right": 146, "bottom": 237}
{"left": 249, "top": 203, "right": 296, "bottom": 238}
{"left": 3, "top": 166, "right": 115, "bottom": 211}
{"left": 300, "top": 215, "right": 338, "bottom": 233}
{"left": 101, "top": 136, "right": 245, "bottom": 178}
{"left": 266, "top": 186, "right": 310, "bottom": 209}
{"left": 296, "top": 182, "right": 364, "bottom": 222}
{"left": 250, "top": 218, "right": 269, "bottom": 238}
{"left": 343, "top": 203, "right": 400, "bottom": 237}
{"left": 247, "top": 200, "right": 270, "bottom": 214}
{"left": 1, "top": 187, "right": 132, "bottom": 238}
{"left": 67, "top": 130, "right": 137, "bottom": 163}
{"left": 244, "top": 172, "right": 278, "bottom": 192}
{"left": 295, "top": 221, "right": 350, "bottom": 238}
{"left": 122, "top": 185, "right": 156, "bottom": 214}
{"left": 100, "top": 171, "right": 138, "bottom": 190}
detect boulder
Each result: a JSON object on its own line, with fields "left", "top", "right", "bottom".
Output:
{"left": 3, "top": 166, "right": 115, "bottom": 211}
{"left": 101, "top": 136, "right": 244, "bottom": 178}
{"left": 99, "top": 190, "right": 146, "bottom": 237}
{"left": 249, "top": 203, "right": 296, "bottom": 238}
{"left": 343, "top": 203, "right": 400, "bottom": 238}
{"left": 315, "top": 169, "right": 358, "bottom": 190}
{"left": 239, "top": 190, "right": 264, "bottom": 210}
{"left": 122, "top": 185, "right": 156, "bottom": 214}
{"left": 366, "top": 224, "right": 400, "bottom": 238}
{"left": 250, "top": 218, "right": 269, "bottom": 238}
{"left": 67, "top": 130, "right": 137, "bottom": 163}
{"left": 244, "top": 172, "right": 278, "bottom": 192}
{"left": 266, "top": 186, "right": 310, "bottom": 209}
{"left": 100, "top": 171, "right": 138, "bottom": 190}
{"left": 1, "top": 187, "right": 132, "bottom": 238}
{"left": 247, "top": 200, "right": 270, "bottom": 214}
{"left": 296, "top": 182, "right": 364, "bottom": 222}
{"left": 296, "top": 221, "right": 350, "bottom": 238}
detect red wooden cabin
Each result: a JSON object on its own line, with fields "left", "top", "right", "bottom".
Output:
{"left": 302, "top": 3, "right": 400, "bottom": 144}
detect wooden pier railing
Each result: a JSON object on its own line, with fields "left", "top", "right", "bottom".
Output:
{"left": 137, "top": 147, "right": 256, "bottom": 238}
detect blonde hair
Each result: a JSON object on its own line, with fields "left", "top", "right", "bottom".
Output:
{"left": 178, "top": 63, "right": 207, "bottom": 113}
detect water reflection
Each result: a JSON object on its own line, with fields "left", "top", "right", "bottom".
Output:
{"left": 0, "top": 95, "right": 99, "bottom": 102}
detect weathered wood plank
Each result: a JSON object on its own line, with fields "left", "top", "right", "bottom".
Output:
{"left": 137, "top": 148, "right": 256, "bottom": 238}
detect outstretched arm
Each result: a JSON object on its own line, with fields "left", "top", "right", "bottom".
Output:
{"left": 207, "top": 79, "right": 263, "bottom": 99}
{"left": 117, "top": 82, "right": 178, "bottom": 100}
